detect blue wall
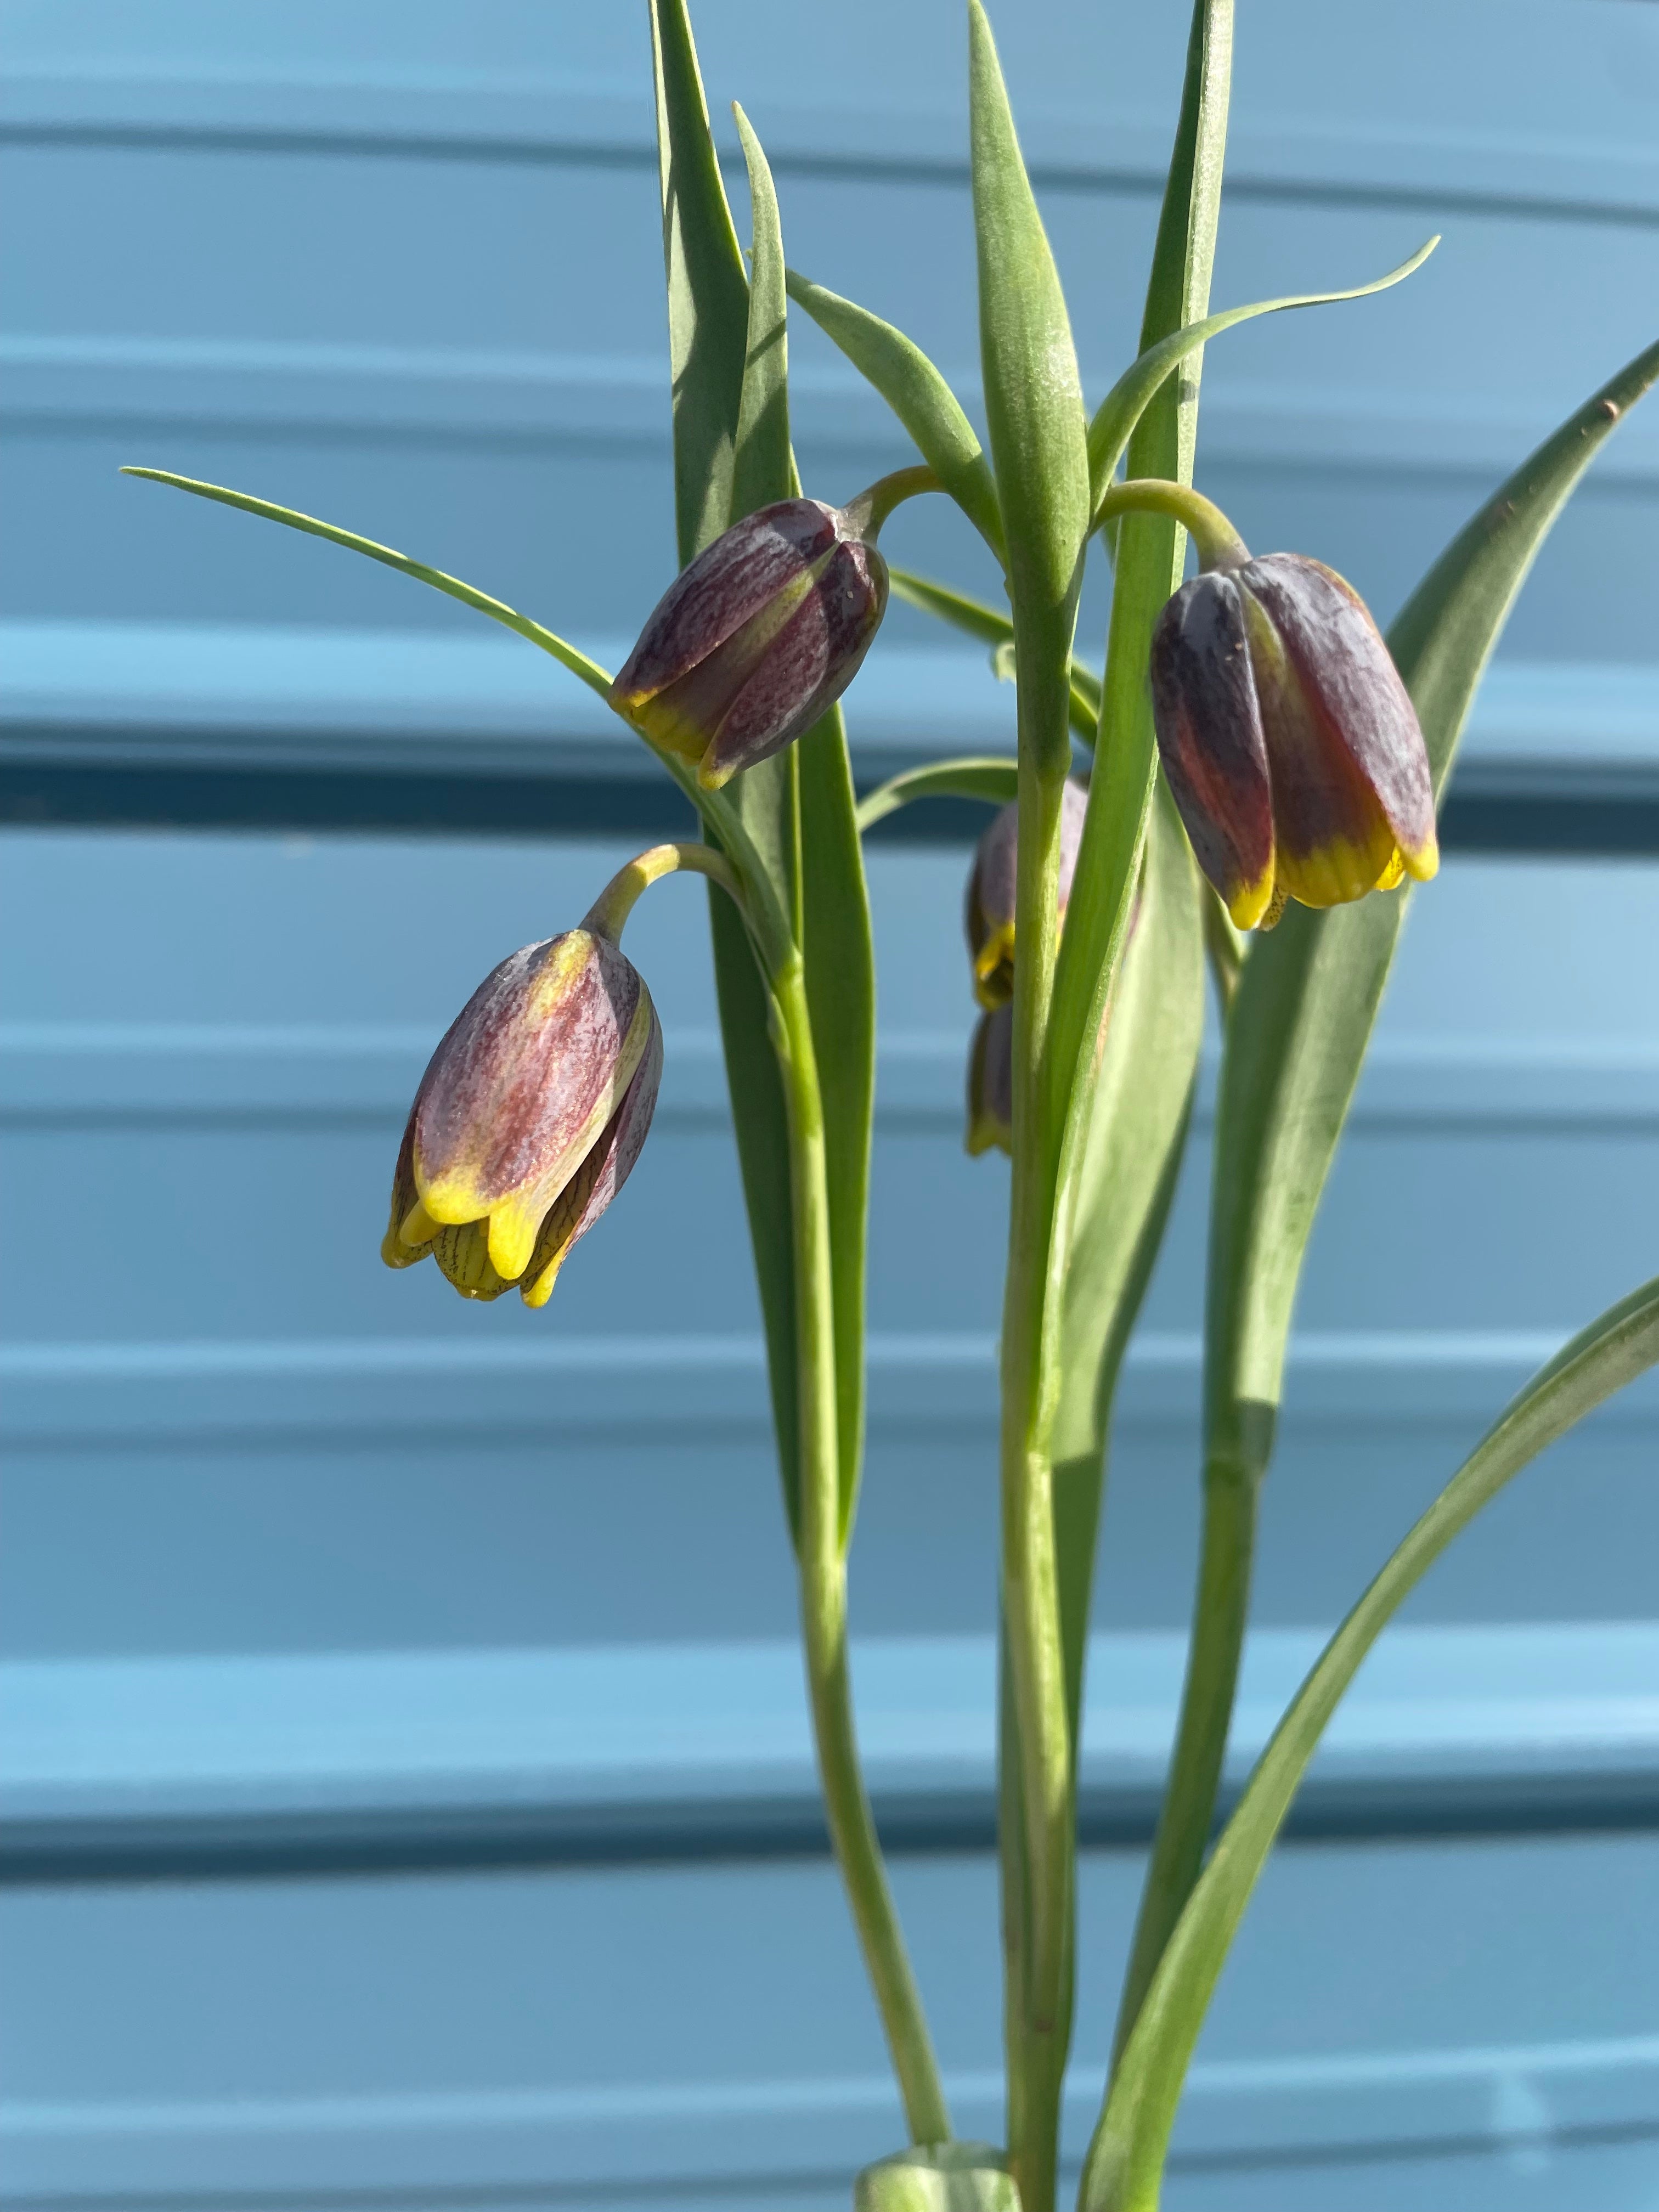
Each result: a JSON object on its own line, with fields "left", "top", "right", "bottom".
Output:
{"left": 5, "top": 4, "right": 1659, "bottom": 2207}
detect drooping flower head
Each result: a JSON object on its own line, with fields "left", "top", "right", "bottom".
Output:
{"left": 383, "top": 928, "right": 661, "bottom": 1308}
{"left": 610, "top": 497, "right": 888, "bottom": 791}
{"left": 964, "top": 776, "right": 1089, "bottom": 1009}
{"left": 1149, "top": 551, "right": 1437, "bottom": 930}
{"left": 966, "top": 1002, "right": 1014, "bottom": 1157}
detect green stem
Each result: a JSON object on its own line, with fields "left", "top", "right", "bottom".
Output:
{"left": 582, "top": 841, "right": 744, "bottom": 942}
{"left": 1109, "top": 1454, "right": 1259, "bottom": 2072}
{"left": 842, "top": 463, "right": 943, "bottom": 543}
{"left": 771, "top": 959, "right": 952, "bottom": 2146}
{"left": 1000, "top": 603, "right": 1077, "bottom": 2212}
{"left": 1092, "top": 478, "right": 1247, "bottom": 571}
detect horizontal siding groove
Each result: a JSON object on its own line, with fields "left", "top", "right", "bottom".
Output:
{"left": 9, "top": 345, "right": 1658, "bottom": 484}
{"left": 3, "top": 1330, "right": 1632, "bottom": 1442}
{"left": 7, "top": 1024, "right": 1659, "bottom": 1128}
{"left": 7, "top": 1624, "right": 1659, "bottom": 1881}
{"left": 6, "top": 60, "right": 1659, "bottom": 227}
{"left": 6, "top": 2033, "right": 1659, "bottom": 2202}
{"left": 5, "top": 625, "right": 1658, "bottom": 791}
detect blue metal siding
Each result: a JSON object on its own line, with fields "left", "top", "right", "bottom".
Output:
{"left": 4, "top": 4, "right": 1659, "bottom": 2204}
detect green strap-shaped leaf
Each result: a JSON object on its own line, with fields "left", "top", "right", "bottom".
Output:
{"left": 799, "top": 691, "right": 877, "bottom": 1541}
{"left": 1206, "top": 337, "right": 1659, "bottom": 1487}
{"left": 119, "top": 467, "right": 613, "bottom": 697}
{"left": 1051, "top": 782, "right": 1206, "bottom": 1742}
{"left": 785, "top": 267, "right": 1005, "bottom": 560}
{"left": 731, "top": 93, "right": 876, "bottom": 1541}
{"left": 854, "top": 756, "right": 1019, "bottom": 832}
{"left": 968, "top": 0, "right": 1090, "bottom": 737}
{"left": 1086, "top": 238, "right": 1436, "bottom": 511}
{"left": 1040, "top": 0, "right": 1232, "bottom": 1217}
{"left": 652, "top": 0, "right": 748, "bottom": 563}
{"left": 1080, "top": 1271, "right": 1659, "bottom": 2212}
{"left": 652, "top": 0, "right": 805, "bottom": 1530}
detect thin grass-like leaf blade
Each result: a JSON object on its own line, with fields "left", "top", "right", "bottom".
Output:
{"left": 1081, "top": 1272, "right": 1659, "bottom": 2212}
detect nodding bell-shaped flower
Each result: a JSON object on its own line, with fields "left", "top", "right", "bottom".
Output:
{"left": 964, "top": 777, "right": 1089, "bottom": 1009}
{"left": 382, "top": 929, "right": 662, "bottom": 1308}
{"left": 1149, "top": 552, "right": 1438, "bottom": 931}
{"left": 965, "top": 1002, "right": 1014, "bottom": 1158}
{"left": 610, "top": 496, "right": 889, "bottom": 791}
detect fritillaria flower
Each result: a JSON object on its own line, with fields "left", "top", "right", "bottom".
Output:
{"left": 964, "top": 777, "right": 1089, "bottom": 1010}
{"left": 1149, "top": 551, "right": 1438, "bottom": 930}
{"left": 965, "top": 1001, "right": 1014, "bottom": 1158}
{"left": 610, "top": 496, "right": 889, "bottom": 790}
{"left": 383, "top": 928, "right": 662, "bottom": 1308}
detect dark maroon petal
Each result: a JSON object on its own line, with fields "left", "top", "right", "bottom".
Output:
{"left": 1149, "top": 573, "right": 1275, "bottom": 919}
{"left": 1238, "top": 554, "right": 1434, "bottom": 862}
{"left": 963, "top": 778, "right": 1087, "bottom": 1006}
{"left": 702, "top": 539, "right": 888, "bottom": 779}
{"left": 611, "top": 499, "right": 840, "bottom": 704}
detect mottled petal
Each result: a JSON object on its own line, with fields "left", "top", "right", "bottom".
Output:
{"left": 699, "top": 538, "right": 888, "bottom": 787}
{"left": 520, "top": 1010, "right": 664, "bottom": 1307}
{"left": 1239, "top": 554, "right": 1438, "bottom": 901}
{"left": 411, "top": 932, "right": 652, "bottom": 1278}
{"left": 1149, "top": 574, "right": 1276, "bottom": 930}
{"left": 610, "top": 500, "right": 840, "bottom": 712}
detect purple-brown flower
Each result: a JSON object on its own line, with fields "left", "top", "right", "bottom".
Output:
{"left": 965, "top": 1002, "right": 1014, "bottom": 1157}
{"left": 609, "top": 498, "right": 888, "bottom": 790}
{"left": 382, "top": 929, "right": 661, "bottom": 1307}
{"left": 1149, "top": 552, "right": 1437, "bottom": 930}
{"left": 964, "top": 777, "right": 1089, "bottom": 1009}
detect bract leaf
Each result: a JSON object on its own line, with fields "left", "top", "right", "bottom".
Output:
{"left": 1086, "top": 238, "right": 1437, "bottom": 511}
{"left": 119, "top": 467, "right": 613, "bottom": 697}
{"left": 855, "top": 756, "right": 1019, "bottom": 832}
{"left": 785, "top": 266, "right": 1005, "bottom": 560}
{"left": 1080, "top": 1272, "right": 1659, "bottom": 2212}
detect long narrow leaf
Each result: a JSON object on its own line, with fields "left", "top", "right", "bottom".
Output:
{"left": 735, "top": 99, "right": 876, "bottom": 1540}
{"left": 1086, "top": 238, "right": 1436, "bottom": 509}
{"left": 1040, "top": 0, "right": 1232, "bottom": 1695}
{"left": 1205, "top": 339, "right": 1659, "bottom": 1487}
{"left": 1051, "top": 784, "right": 1206, "bottom": 1740}
{"left": 651, "top": 0, "right": 804, "bottom": 1528}
{"left": 119, "top": 468, "right": 613, "bottom": 697}
{"left": 1040, "top": 0, "right": 1232, "bottom": 1244}
{"left": 798, "top": 695, "right": 877, "bottom": 1538}
{"left": 968, "top": 0, "right": 1090, "bottom": 706}
{"left": 785, "top": 267, "right": 1005, "bottom": 560}
{"left": 1081, "top": 1272, "right": 1659, "bottom": 2212}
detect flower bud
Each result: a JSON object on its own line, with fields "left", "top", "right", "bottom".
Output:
{"left": 610, "top": 498, "right": 888, "bottom": 791}
{"left": 1149, "top": 552, "right": 1437, "bottom": 931}
{"left": 965, "top": 1002, "right": 1014, "bottom": 1157}
{"left": 964, "top": 777, "right": 1088, "bottom": 1009}
{"left": 382, "top": 928, "right": 661, "bottom": 1307}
